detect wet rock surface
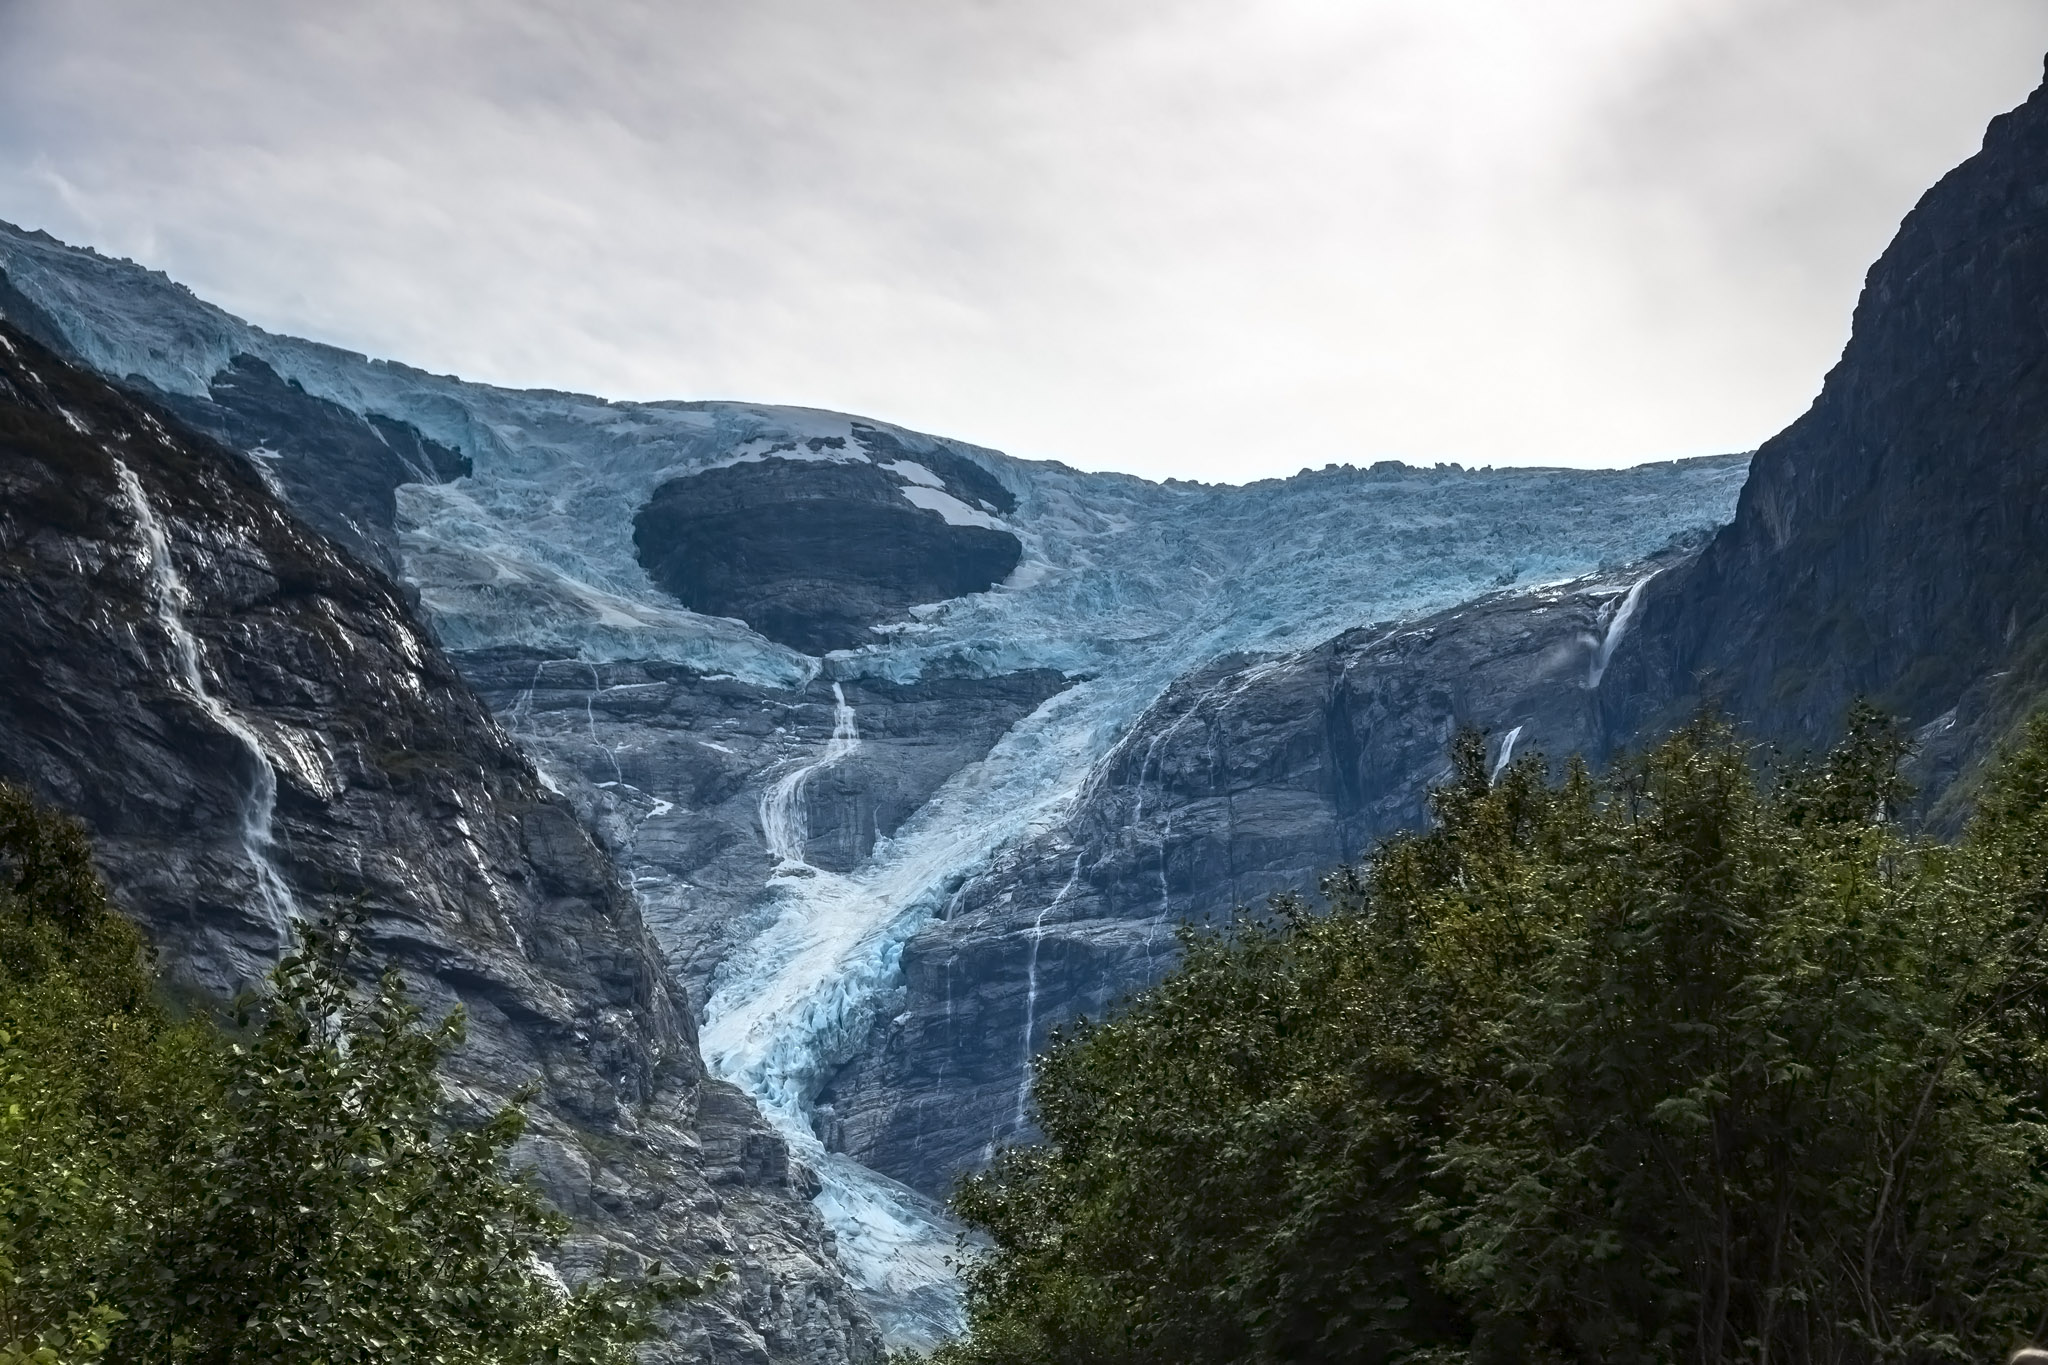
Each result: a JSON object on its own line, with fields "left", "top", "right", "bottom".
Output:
{"left": 0, "top": 325, "right": 880, "bottom": 1365}
{"left": 634, "top": 451, "right": 1022, "bottom": 654}
{"left": 450, "top": 651, "right": 1072, "bottom": 1007}
{"left": 820, "top": 563, "right": 1672, "bottom": 1195}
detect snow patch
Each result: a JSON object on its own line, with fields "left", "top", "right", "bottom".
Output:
{"left": 899, "top": 484, "right": 1006, "bottom": 530}
{"left": 882, "top": 459, "right": 945, "bottom": 489}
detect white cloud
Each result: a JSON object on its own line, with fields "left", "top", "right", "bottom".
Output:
{"left": 0, "top": 0, "right": 2043, "bottom": 481}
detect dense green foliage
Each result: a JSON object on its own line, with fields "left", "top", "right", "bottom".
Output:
{"left": 935, "top": 710, "right": 2048, "bottom": 1365}
{"left": 0, "top": 783, "right": 692, "bottom": 1364}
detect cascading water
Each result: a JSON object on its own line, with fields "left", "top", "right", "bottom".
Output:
{"left": 759, "top": 682, "right": 861, "bottom": 868}
{"left": 1589, "top": 572, "right": 1658, "bottom": 688}
{"left": 584, "top": 664, "right": 625, "bottom": 785}
{"left": 114, "top": 461, "right": 298, "bottom": 937}
{"left": 1490, "top": 724, "right": 1525, "bottom": 782}
{"left": 1012, "top": 855, "right": 1084, "bottom": 1137}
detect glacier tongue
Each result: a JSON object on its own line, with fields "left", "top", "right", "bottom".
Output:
{"left": 0, "top": 223, "right": 1754, "bottom": 1346}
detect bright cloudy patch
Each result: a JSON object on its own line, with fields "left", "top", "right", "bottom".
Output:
{"left": 0, "top": 0, "right": 2044, "bottom": 481}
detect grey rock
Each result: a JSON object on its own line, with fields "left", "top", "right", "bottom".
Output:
{"left": 0, "top": 325, "right": 880, "bottom": 1365}
{"left": 634, "top": 452, "right": 1022, "bottom": 654}
{"left": 821, "top": 564, "right": 1666, "bottom": 1196}
{"left": 451, "top": 649, "right": 1071, "bottom": 1016}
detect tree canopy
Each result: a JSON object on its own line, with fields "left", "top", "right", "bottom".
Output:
{"left": 932, "top": 709, "right": 2048, "bottom": 1365}
{"left": 0, "top": 783, "right": 694, "bottom": 1365}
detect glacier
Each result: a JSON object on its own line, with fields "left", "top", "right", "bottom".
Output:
{"left": 0, "top": 220, "right": 1752, "bottom": 1347}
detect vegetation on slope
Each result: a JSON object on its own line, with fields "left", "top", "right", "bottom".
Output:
{"left": 933, "top": 708, "right": 2048, "bottom": 1364}
{"left": 0, "top": 783, "right": 693, "bottom": 1364}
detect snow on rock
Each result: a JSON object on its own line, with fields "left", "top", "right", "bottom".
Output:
{"left": 0, "top": 218, "right": 1754, "bottom": 1347}
{"left": 898, "top": 483, "right": 1007, "bottom": 529}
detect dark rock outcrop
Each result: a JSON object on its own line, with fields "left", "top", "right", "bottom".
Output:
{"left": 1602, "top": 56, "right": 2048, "bottom": 806}
{"left": 0, "top": 323, "right": 879, "bottom": 1365}
{"left": 452, "top": 650, "right": 1072, "bottom": 1007}
{"left": 153, "top": 353, "right": 471, "bottom": 575}
{"left": 634, "top": 454, "right": 1022, "bottom": 654}
{"left": 818, "top": 565, "right": 1667, "bottom": 1195}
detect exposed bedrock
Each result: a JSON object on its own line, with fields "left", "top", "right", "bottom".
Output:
{"left": 0, "top": 326, "right": 879, "bottom": 1365}
{"left": 821, "top": 564, "right": 1673, "bottom": 1197}
{"left": 1600, "top": 57, "right": 2048, "bottom": 819}
{"left": 153, "top": 353, "right": 472, "bottom": 576}
{"left": 633, "top": 451, "right": 1022, "bottom": 654}
{"left": 451, "top": 650, "right": 1072, "bottom": 1008}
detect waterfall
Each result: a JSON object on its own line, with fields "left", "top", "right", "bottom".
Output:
{"left": 585, "top": 663, "right": 624, "bottom": 784}
{"left": 1589, "top": 571, "right": 1658, "bottom": 688}
{"left": 1012, "top": 854, "right": 1083, "bottom": 1137}
{"left": 759, "top": 682, "right": 861, "bottom": 868}
{"left": 114, "top": 461, "right": 298, "bottom": 935}
{"left": 1490, "top": 725, "right": 1524, "bottom": 783}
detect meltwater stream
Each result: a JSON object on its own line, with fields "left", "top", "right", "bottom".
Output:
{"left": 0, "top": 222, "right": 1759, "bottom": 1353}
{"left": 115, "top": 461, "right": 298, "bottom": 938}
{"left": 709, "top": 680, "right": 981, "bottom": 1348}
{"left": 761, "top": 683, "right": 861, "bottom": 867}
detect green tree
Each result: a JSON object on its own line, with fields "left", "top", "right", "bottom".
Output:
{"left": 933, "top": 710, "right": 2048, "bottom": 1365}
{"left": 0, "top": 783, "right": 693, "bottom": 1363}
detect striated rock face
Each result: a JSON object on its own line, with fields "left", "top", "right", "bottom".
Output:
{"left": 155, "top": 353, "right": 473, "bottom": 576}
{"left": 1601, "top": 57, "right": 2048, "bottom": 806}
{"left": 0, "top": 325, "right": 880, "bottom": 1365}
{"left": 634, "top": 446, "right": 1022, "bottom": 654}
{"left": 0, "top": 212, "right": 1754, "bottom": 1339}
{"left": 819, "top": 562, "right": 1678, "bottom": 1195}
{"left": 449, "top": 650, "right": 1071, "bottom": 1008}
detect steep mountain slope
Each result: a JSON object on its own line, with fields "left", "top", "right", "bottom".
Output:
{"left": 0, "top": 221, "right": 1748, "bottom": 1338}
{"left": 817, "top": 556, "right": 1684, "bottom": 1192}
{"left": 8, "top": 50, "right": 2048, "bottom": 1346}
{"left": 1603, "top": 56, "right": 2048, "bottom": 800}
{"left": 0, "top": 324, "right": 879, "bottom": 1365}
{"left": 869, "top": 55, "right": 2048, "bottom": 1211}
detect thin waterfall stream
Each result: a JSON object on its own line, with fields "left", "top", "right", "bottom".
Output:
{"left": 114, "top": 461, "right": 298, "bottom": 937}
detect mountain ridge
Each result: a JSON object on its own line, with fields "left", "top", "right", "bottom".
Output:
{"left": 0, "top": 320, "right": 882, "bottom": 1365}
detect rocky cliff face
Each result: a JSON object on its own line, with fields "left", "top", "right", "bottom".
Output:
{"left": 635, "top": 433, "right": 1022, "bottom": 654}
{"left": 0, "top": 323, "right": 880, "bottom": 1365}
{"left": 450, "top": 650, "right": 1070, "bottom": 1010}
{"left": 1600, "top": 57, "right": 2048, "bottom": 808}
{"left": 817, "top": 558, "right": 1684, "bottom": 1195}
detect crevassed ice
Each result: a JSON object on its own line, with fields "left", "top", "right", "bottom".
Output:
{"left": 0, "top": 221, "right": 1753, "bottom": 1346}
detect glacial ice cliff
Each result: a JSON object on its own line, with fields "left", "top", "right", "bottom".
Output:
{"left": 0, "top": 219, "right": 1750, "bottom": 1346}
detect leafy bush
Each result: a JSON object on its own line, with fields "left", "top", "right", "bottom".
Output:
{"left": 934, "top": 710, "right": 2048, "bottom": 1365}
{"left": 0, "top": 783, "right": 693, "bottom": 1364}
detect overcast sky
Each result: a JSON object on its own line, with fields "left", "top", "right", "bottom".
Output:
{"left": 1, "top": 1, "right": 2044, "bottom": 482}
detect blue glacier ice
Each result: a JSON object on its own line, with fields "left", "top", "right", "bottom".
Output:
{"left": 0, "top": 220, "right": 1752, "bottom": 1347}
